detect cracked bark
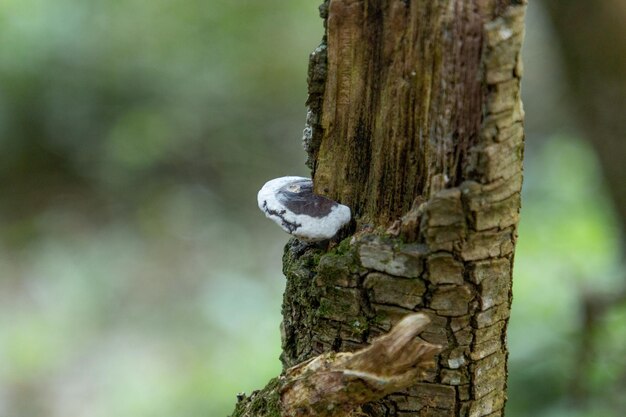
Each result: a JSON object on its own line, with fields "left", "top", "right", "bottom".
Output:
{"left": 232, "top": 1, "right": 526, "bottom": 416}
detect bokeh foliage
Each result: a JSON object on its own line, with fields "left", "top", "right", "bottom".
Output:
{"left": 0, "top": 1, "right": 623, "bottom": 417}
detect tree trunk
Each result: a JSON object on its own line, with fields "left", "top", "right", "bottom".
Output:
{"left": 234, "top": 1, "right": 526, "bottom": 416}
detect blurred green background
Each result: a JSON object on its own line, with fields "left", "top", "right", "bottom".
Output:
{"left": 0, "top": 1, "right": 624, "bottom": 417}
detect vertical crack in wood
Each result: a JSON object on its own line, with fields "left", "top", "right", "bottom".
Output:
{"left": 279, "top": 1, "right": 527, "bottom": 417}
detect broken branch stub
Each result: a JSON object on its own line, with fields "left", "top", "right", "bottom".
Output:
{"left": 280, "top": 313, "right": 442, "bottom": 417}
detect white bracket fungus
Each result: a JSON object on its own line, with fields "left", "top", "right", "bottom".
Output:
{"left": 257, "top": 176, "right": 351, "bottom": 242}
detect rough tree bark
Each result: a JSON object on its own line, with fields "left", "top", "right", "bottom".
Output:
{"left": 233, "top": 1, "right": 526, "bottom": 416}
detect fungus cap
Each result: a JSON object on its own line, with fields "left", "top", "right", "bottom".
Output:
{"left": 257, "top": 176, "right": 351, "bottom": 241}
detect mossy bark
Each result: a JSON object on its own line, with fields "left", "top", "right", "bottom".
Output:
{"left": 233, "top": 1, "right": 526, "bottom": 416}
{"left": 287, "top": 0, "right": 526, "bottom": 416}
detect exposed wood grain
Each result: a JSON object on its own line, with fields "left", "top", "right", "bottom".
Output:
{"left": 231, "top": 1, "right": 526, "bottom": 416}
{"left": 288, "top": 1, "right": 527, "bottom": 416}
